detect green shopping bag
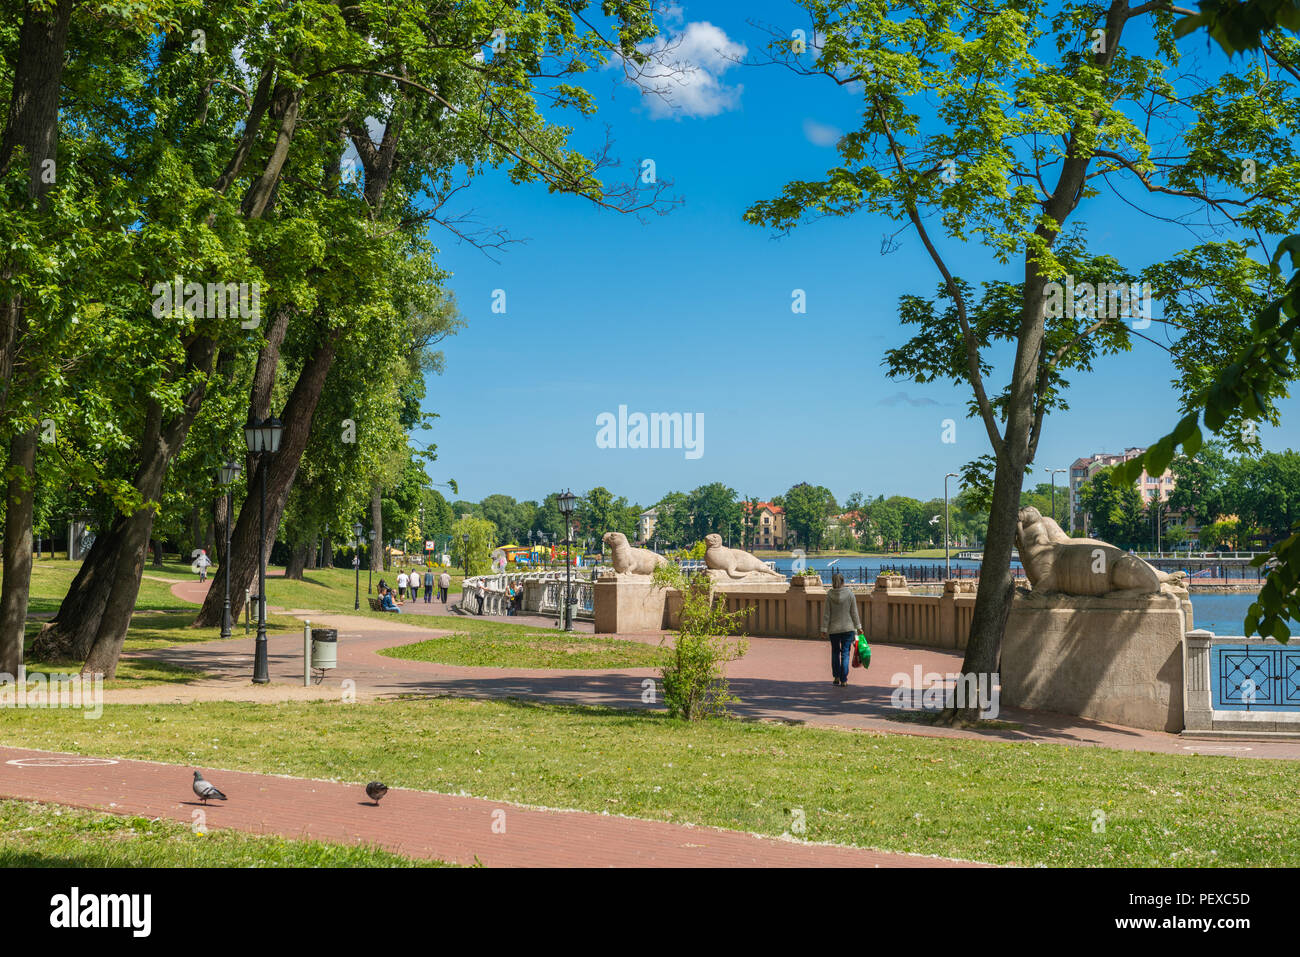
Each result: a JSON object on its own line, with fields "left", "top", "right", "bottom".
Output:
{"left": 856, "top": 633, "right": 871, "bottom": 670}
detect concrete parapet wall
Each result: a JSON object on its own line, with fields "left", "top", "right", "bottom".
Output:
{"left": 593, "top": 573, "right": 974, "bottom": 648}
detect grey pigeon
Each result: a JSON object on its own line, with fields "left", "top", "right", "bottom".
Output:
{"left": 193, "top": 770, "right": 227, "bottom": 804}
{"left": 365, "top": 781, "right": 388, "bottom": 805}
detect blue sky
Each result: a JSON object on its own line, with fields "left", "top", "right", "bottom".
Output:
{"left": 414, "top": 1, "right": 1300, "bottom": 509}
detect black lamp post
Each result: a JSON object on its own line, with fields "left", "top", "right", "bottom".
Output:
{"left": 353, "top": 521, "right": 363, "bottom": 610}
{"left": 218, "top": 458, "right": 242, "bottom": 639}
{"left": 557, "top": 489, "right": 577, "bottom": 631}
{"left": 244, "top": 415, "right": 282, "bottom": 684}
{"left": 367, "top": 528, "right": 375, "bottom": 593}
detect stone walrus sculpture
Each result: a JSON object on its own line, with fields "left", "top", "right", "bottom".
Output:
{"left": 602, "top": 532, "right": 668, "bottom": 576}
{"left": 1015, "top": 506, "right": 1186, "bottom": 597}
{"left": 703, "top": 533, "right": 784, "bottom": 580}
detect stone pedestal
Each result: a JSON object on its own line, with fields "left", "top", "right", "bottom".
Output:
{"left": 1001, "top": 587, "right": 1188, "bottom": 732}
{"left": 592, "top": 576, "right": 673, "bottom": 633}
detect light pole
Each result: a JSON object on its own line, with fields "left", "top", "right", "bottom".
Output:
{"left": 218, "top": 458, "right": 242, "bottom": 639}
{"left": 461, "top": 532, "right": 471, "bottom": 577}
{"left": 944, "top": 472, "right": 959, "bottom": 579}
{"left": 557, "top": 489, "right": 577, "bottom": 631}
{"left": 243, "top": 415, "right": 282, "bottom": 684}
{"left": 367, "top": 529, "right": 375, "bottom": 593}
{"left": 1046, "top": 468, "right": 1067, "bottom": 526}
{"left": 352, "top": 521, "right": 363, "bottom": 610}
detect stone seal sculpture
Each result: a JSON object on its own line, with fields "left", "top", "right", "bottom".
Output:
{"left": 602, "top": 532, "right": 668, "bottom": 576}
{"left": 1015, "top": 506, "right": 1186, "bottom": 597}
{"left": 703, "top": 533, "right": 784, "bottom": 580}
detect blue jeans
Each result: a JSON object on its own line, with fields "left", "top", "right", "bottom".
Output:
{"left": 830, "top": 632, "right": 855, "bottom": 682}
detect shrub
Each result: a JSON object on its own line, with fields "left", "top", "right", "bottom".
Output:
{"left": 651, "top": 562, "right": 749, "bottom": 720}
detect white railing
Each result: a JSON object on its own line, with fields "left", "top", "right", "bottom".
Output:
{"left": 457, "top": 569, "right": 603, "bottom": 619}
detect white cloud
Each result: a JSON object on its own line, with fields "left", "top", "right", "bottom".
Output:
{"left": 633, "top": 20, "right": 746, "bottom": 120}
{"left": 802, "top": 118, "right": 842, "bottom": 148}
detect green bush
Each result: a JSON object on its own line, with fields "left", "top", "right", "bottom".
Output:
{"left": 651, "top": 562, "right": 749, "bottom": 720}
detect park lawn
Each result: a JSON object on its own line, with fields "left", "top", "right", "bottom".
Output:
{"left": 0, "top": 697, "right": 1294, "bottom": 867}
{"left": 380, "top": 627, "right": 665, "bottom": 669}
{"left": 0, "top": 799, "right": 448, "bottom": 867}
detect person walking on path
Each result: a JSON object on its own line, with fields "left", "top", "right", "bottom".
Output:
{"left": 194, "top": 549, "right": 212, "bottom": 582}
{"left": 820, "top": 571, "right": 862, "bottom": 687}
{"left": 423, "top": 568, "right": 434, "bottom": 603}
{"left": 438, "top": 570, "right": 451, "bottom": 603}
{"left": 397, "top": 570, "right": 409, "bottom": 601}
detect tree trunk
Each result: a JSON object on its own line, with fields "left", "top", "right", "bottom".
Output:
{"left": 0, "top": 0, "right": 76, "bottom": 676}
{"left": 192, "top": 337, "right": 339, "bottom": 626}
{"left": 305, "top": 534, "right": 319, "bottom": 570}
{"left": 371, "top": 483, "right": 385, "bottom": 571}
{"left": 31, "top": 515, "right": 129, "bottom": 661}
{"left": 285, "top": 542, "right": 308, "bottom": 580}
{"left": 0, "top": 427, "right": 38, "bottom": 675}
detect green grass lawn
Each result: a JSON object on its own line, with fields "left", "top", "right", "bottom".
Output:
{"left": 1, "top": 696, "right": 1294, "bottom": 867}
{"left": 0, "top": 799, "right": 447, "bottom": 867}
{"left": 380, "top": 626, "right": 665, "bottom": 669}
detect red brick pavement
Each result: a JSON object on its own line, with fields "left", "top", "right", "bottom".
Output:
{"left": 0, "top": 745, "right": 982, "bottom": 867}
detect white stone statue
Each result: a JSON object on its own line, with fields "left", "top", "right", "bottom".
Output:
{"left": 703, "top": 533, "right": 784, "bottom": 581}
{"left": 1015, "top": 506, "right": 1187, "bottom": 598}
{"left": 602, "top": 532, "right": 668, "bottom": 576}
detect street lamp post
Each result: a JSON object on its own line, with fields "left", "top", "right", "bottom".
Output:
{"left": 243, "top": 415, "right": 283, "bottom": 684}
{"left": 352, "top": 521, "right": 363, "bottom": 610}
{"left": 1046, "top": 468, "right": 1067, "bottom": 526}
{"left": 944, "top": 472, "right": 959, "bottom": 579}
{"left": 367, "top": 529, "right": 375, "bottom": 593}
{"left": 461, "top": 532, "right": 471, "bottom": 577}
{"left": 557, "top": 489, "right": 577, "bottom": 631}
{"left": 218, "top": 458, "right": 242, "bottom": 639}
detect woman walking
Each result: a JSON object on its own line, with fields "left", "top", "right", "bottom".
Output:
{"left": 820, "top": 571, "right": 862, "bottom": 687}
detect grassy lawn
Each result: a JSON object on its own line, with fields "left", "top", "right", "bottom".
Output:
{"left": 380, "top": 626, "right": 665, "bottom": 669}
{"left": 0, "top": 799, "right": 447, "bottom": 867}
{"left": 0, "top": 696, "right": 1294, "bottom": 867}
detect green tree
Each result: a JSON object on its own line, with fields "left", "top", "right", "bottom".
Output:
{"left": 745, "top": 2, "right": 1299, "bottom": 712}
{"left": 782, "top": 482, "right": 835, "bottom": 550}
{"left": 452, "top": 515, "right": 496, "bottom": 577}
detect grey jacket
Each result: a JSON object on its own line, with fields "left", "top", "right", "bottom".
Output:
{"left": 821, "top": 585, "right": 863, "bottom": 635}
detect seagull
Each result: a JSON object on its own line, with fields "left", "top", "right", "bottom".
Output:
{"left": 365, "top": 781, "right": 389, "bottom": 805}
{"left": 193, "top": 770, "right": 227, "bottom": 805}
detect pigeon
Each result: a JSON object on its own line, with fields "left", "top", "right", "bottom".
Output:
{"left": 365, "top": 781, "right": 389, "bottom": 805}
{"left": 193, "top": 770, "right": 227, "bottom": 805}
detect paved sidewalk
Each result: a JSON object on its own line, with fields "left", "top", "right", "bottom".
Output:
{"left": 134, "top": 581, "right": 1300, "bottom": 760}
{"left": 0, "top": 745, "right": 982, "bottom": 868}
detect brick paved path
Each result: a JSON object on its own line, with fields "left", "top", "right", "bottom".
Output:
{"left": 0, "top": 745, "right": 981, "bottom": 867}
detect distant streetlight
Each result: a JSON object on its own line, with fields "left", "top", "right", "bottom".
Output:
{"left": 367, "top": 528, "right": 375, "bottom": 593}
{"left": 217, "top": 458, "right": 242, "bottom": 640}
{"left": 944, "top": 472, "right": 959, "bottom": 579}
{"left": 243, "top": 415, "right": 283, "bottom": 684}
{"left": 1046, "top": 468, "right": 1067, "bottom": 526}
{"left": 352, "top": 521, "right": 363, "bottom": 610}
{"left": 462, "top": 532, "right": 471, "bottom": 577}
{"left": 557, "top": 489, "right": 578, "bottom": 631}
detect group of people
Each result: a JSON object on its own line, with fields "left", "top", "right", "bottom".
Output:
{"left": 375, "top": 567, "right": 452, "bottom": 613}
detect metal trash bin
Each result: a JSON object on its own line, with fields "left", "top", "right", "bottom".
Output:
{"left": 310, "top": 628, "right": 338, "bottom": 670}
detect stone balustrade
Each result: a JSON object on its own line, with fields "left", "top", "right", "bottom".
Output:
{"left": 594, "top": 573, "right": 976, "bottom": 648}
{"left": 1182, "top": 628, "right": 1300, "bottom": 735}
